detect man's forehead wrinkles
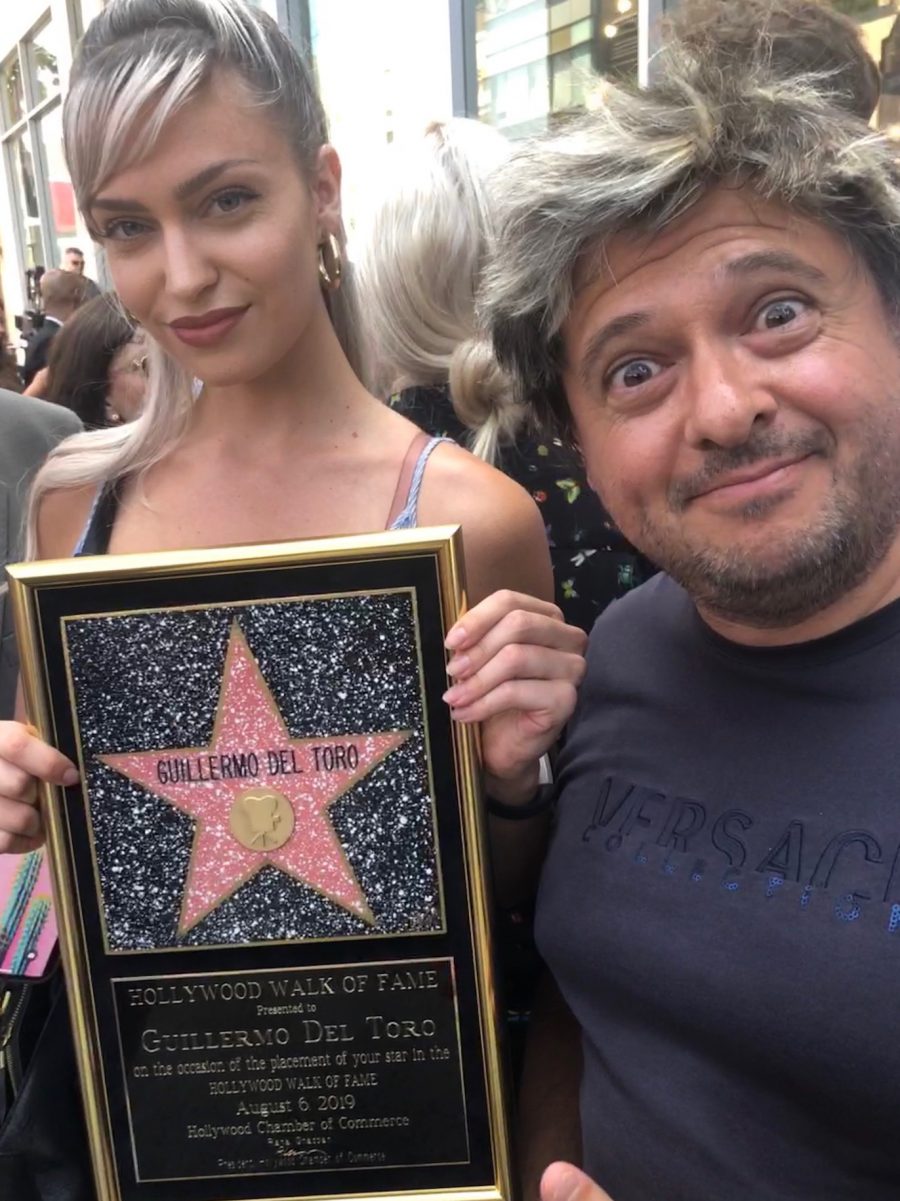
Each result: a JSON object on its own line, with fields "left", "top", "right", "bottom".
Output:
{"left": 717, "top": 249, "right": 829, "bottom": 285}
{"left": 579, "top": 219, "right": 797, "bottom": 300}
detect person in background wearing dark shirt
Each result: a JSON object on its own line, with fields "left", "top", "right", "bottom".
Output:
{"left": 358, "top": 118, "right": 652, "bottom": 635}
{"left": 61, "top": 246, "right": 101, "bottom": 300}
{"left": 0, "top": 391, "right": 80, "bottom": 719}
{"left": 20, "top": 269, "right": 85, "bottom": 389}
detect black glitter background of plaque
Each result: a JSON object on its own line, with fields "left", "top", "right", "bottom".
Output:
{"left": 64, "top": 593, "right": 442, "bottom": 951}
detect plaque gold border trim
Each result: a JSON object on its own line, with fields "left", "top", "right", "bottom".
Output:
{"left": 8, "top": 526, "right": 514, "bottom": 1201}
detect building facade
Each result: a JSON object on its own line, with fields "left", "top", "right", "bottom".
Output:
{"left": 0, "top": 0, "right": 896, "bottom": 325}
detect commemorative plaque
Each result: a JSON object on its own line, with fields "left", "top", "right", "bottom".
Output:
{"left": 8, "top": 526, "right": 514, "bottom": 1201}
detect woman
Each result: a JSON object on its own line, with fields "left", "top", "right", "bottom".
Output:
{"left": 358, "top": 119, "right": 652, "bottom": 634}
{"left": 0, "top": 1, "right": 584, "bottom": 1195}
{"left": 0, "top": 0, "right": 582, "bottom": 810}
{"left": 0, "top": 1, "right": 589, "bottom": 853}
{"left": 35, "top": 294, "right": 146, "bottom": 428}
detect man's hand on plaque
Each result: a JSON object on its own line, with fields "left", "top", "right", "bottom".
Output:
{"left": 541, "top": 1163, "right": 614, "bottom": 1201}
{"left": 443, "top": 590, "right": 586, "bottom": 805}
{"left": 0, "top": 721, "right": 79, "bottom": 853}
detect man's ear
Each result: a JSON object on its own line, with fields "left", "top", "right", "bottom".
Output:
{"left": 313, "top": 144, "right": 343, "bottom": 239}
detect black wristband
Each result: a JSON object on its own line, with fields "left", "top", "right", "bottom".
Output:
{"left": 486, "top": 784, "right": 555, "bottom": 820}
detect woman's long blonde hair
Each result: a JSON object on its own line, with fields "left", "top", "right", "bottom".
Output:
{"left": 357, "top": 119, "right": 520, "bottom": 463}
{"left": 27, "top": 0, "right": 362, "bottom": 557}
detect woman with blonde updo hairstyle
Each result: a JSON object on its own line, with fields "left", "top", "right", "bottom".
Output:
{"left": 358, "top": 119, "right": 652, "bottom": 633}
{"left": 360, "top": 119, "right": 517, "bottom": 460}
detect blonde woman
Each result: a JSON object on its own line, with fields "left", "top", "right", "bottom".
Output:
{"left": 0, "top": 2, "right": 585, "bottom": 907}
{"left": 358, "top": 119, "right": 651, "bottom": 634}
{"left": 0, "top": 0, "right": 583, "bottom": 845}
{"left": 0, "top": 1, "right": 586, "bottom": 1192}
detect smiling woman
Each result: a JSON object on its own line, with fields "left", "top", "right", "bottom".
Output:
{"left": 0, "top": 0, "right": 587, "bottom": 855}
{"left": 0, "top": 0, "right": 587, "bottom": 1138}
{"left": 0, "top": 0, "right": 587, "bottom": 1194}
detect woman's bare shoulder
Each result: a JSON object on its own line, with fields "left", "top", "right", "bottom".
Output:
{"left": 416, "top": 442, "right": 553, "bottom": 604}
{"left": 36, "top": 483, "right": 98, "bottom": 559}
{"left": 418, "top": 440, "right": 535, "bottom": 518}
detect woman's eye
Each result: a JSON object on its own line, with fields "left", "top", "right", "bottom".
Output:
{"left": 608, "top": 359, "right": 661, "bottom": 390}
{"left": 756, "top": 298, "right": 809, "bottom": 330}
{"left": 208, "top": 188, "right": 257, "bottom": 216}
{"left": 104, "top": 219, "right": 149, "bottom": 241}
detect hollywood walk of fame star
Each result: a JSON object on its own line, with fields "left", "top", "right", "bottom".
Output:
{"left": 99, "top": 621, "right": 409, "bottom": 936}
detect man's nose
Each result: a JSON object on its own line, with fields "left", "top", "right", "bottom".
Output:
{"left": 683, "top": 349, "right": 777, "bottom": 449}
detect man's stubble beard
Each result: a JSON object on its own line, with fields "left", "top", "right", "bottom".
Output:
{"left": 632, "top": 416, "right": 900, "bottom": 629}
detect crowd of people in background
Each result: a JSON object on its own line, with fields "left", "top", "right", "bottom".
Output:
{"left": 0, "top": 1, "right": 897, "bottom": 1200}
{"left": 1, "top": 244, "right": 146, "bottom": 427}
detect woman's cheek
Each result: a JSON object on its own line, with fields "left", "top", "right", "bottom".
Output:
{"left": 107, "top": 258, "right": 154, "bottom": 325}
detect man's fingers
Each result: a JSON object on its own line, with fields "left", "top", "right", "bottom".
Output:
{"left": 445, "top": 590, "right": 564, "bottom": 653}
{"left": 541, "top": 1162, "right": 614, "bottom": 1201}
{"left": 0, "top": 721, "right": 78, "bottom": 787}
{"left": 446, "top": 608, "right": 587, "bottom": 681}
{"left": 444, "top": 645, "right": 585, "bottom": 709}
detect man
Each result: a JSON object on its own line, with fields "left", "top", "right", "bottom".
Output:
{"left": 0, "top": 390, "right": 81, "bottom": 718}
{"left": 479, "top": 2, "right": 900, "bottom": 1199}
{"left": 61, "top": 245, "right": 101, "bottom": 299}
{"left": 20, "top": 268, "right": 85, "bottom": 389}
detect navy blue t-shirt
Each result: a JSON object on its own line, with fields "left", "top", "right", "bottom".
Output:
{"left": 536, "top": 574, "right": 900, "bottom": 1201}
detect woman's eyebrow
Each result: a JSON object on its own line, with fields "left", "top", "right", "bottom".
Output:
{"left": 91, "top": 158, "right": 260, "bottom": 211}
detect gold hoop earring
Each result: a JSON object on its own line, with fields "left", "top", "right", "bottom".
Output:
{"left": 318, "top": 233, "right": 343, "bottom": 292}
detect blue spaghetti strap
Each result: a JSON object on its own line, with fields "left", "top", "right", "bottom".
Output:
{"left": 389, "top": 436, "right": 452, "bottom": 530}
{"left": 74, "top": 437, "right": 450, "bottom": 552}
{"left": 72, "top": 486, "right": 104, "bottom": 555}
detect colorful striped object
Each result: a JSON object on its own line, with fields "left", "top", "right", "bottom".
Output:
{"left": 0, "top": 851, "right": 57, "bottom": 978}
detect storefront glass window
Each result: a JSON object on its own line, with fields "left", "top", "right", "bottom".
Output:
{"left": 37, "top": 103, "right": 76, "bottom": 247}
{"left": 476, "top": 0, "right": 638, "bottom": 136}
{"left": 9, "top": 129, "right": 45, "bottom": 269}
{"left": 1, "top": 53, "right": 24, "bottom": 130}
{"left": 28, "top": 18, "right": 62, "bottom": 108}
{"left": 308, "top": 0, "right": 453, "bottom": 237}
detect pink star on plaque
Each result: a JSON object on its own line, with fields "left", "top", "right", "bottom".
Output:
{"left": 100, "top": 622, "right": 409, "bottom": 935}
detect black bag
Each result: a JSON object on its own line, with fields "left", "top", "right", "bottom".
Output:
{"left": 0, "top": 976, "right": 95, "bottom": 1201}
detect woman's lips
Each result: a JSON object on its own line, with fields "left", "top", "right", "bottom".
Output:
{"left": 168, "top": 307, "right": 249, "bottom": 348}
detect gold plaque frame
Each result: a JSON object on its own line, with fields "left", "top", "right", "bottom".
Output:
{"left": 8, "top": 526, "right": 514, "bottom": 1201}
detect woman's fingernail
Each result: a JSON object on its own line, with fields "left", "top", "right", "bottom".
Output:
{"left": 63, "top": 768, "right": 80, "bottom": 787}
{"left": 445, "top": 626, "right": 467, "bottom": 650}
{"left": 443, "top": 685, "right": 465, "bottom": 705}
{"left": 446, "top": 655, "right": 470, "bottom": 678}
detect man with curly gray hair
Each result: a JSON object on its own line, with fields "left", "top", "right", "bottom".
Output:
{"left": 489, "top": 4, "right": 900, "bottom": 1201}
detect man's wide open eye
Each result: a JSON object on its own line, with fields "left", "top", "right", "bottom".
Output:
{"left": 755, "top": 297, "right": 810, "bottom": 331}
{"left": 608, "top": 359, "right": 661, "bottom": 389}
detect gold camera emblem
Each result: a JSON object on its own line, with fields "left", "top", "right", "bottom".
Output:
{"left": 229, "top": 788, "right": 295, "bottom": 852}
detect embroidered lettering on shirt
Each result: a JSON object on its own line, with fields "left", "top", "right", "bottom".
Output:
{"left": 580, "top": 776, "right": 900, "bottom": 931}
